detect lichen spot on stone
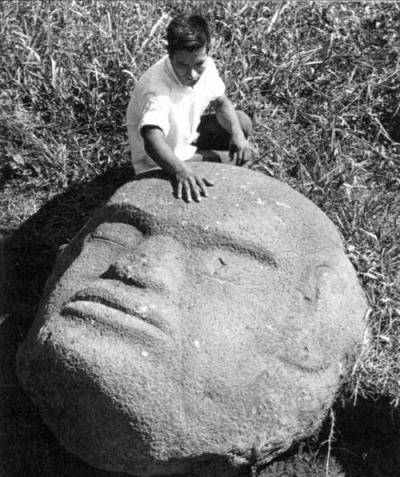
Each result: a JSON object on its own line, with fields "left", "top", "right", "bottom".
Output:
{"left": 275, "top": 216, "right": 287, "bottom": 227}
{"left": 276, "top": 201, "right": 291, "bottom": 209}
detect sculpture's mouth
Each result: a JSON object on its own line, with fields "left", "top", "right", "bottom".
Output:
{"left": 62, "top": 286, "right": 173, "bottom": 341}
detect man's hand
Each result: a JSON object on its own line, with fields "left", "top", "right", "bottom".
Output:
{"left": 229, "top": 132, "right": 251, "bottom": 166}
{"left": 142, "top": 127, "right": 214, "bottom": 202}
{"left": 173, "top": 164, "right": 214, "bottom": 203}
{"left": 213, "top": 95, "right": 252, "bottom": 167}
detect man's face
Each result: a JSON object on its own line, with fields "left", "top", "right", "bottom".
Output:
{"left": 170, "top": 46, "right": 208, "bottom": 87}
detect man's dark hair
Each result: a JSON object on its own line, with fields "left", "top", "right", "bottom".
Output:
{"left": 166, "top": 13, "right": 211, "bottom": 56}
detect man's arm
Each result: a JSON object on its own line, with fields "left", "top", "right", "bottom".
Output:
{"left": 141, "top": 126, "right": 213, "bottom": 203}
{"left": 213, "top": 95, "right": 251, "bottom": 166}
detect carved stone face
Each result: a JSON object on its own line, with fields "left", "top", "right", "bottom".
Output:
{"left": 18, "top": 164, "right": 366, "bottom": 476}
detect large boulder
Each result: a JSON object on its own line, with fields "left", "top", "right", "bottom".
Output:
{"left": 17, "top": 163, "right": 367, "bottom": 476}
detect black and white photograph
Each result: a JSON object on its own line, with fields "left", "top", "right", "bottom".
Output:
{"left": 1, "top": 2, "right": 400, "bottom": 476}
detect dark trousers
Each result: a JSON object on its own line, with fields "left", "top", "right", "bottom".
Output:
{"left": 191, "top": 111, "right": 253, "bottom": 163}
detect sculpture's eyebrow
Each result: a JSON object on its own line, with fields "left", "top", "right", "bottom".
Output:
{"left": 100, "top": 206, "right": 154, "bottom": 234}
{"left": 102, "top": 205, "right": 277, "bottom": 267}
{"left": 189, "top": 228, "right": 278, "bottom": 268}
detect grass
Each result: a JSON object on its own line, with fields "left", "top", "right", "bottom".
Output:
{"left": 1, "top": 0, "right": 400, "bottom": 411}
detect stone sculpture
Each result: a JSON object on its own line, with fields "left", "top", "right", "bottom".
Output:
{"left": 17, "top": 163, "right": 367, "bottom": 476}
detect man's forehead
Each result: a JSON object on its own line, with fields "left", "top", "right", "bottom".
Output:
{"left": 173, "top": 47, "right": 208, "bottom": 62}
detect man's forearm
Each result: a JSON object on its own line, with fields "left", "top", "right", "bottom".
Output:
{"left": 143, "top": 128, "right": 185, "bottom": 176}
{"left": 215, "top": 96, "right": 244, "bottom": 138}
{"left": 213, "top": 96, "right": 251, "bottom": 166}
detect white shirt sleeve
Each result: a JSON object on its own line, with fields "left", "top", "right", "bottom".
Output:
{"left": 206, "top": 57, "right": 226, "bottom": 101}
{"left": 139, "top": 93, "right": 171, "bottom": 137}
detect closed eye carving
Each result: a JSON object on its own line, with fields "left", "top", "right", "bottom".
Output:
{"left": 199, "top": 255, "right": 245, "bottom": 284}
{"left": 214, "top": 257, "right": 227, "bottom": 275}
{"left": 92, "top": 236, "right": 131, "bottom": 248}
{"left": 196, "top": 250, "right": 271, "bottom": 290}
{"left": 90, "top": 222, "right": 144, "bottom": 250}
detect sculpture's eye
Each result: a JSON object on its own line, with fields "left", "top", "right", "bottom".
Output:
{"left": 198, "top": 254, "right": 230, "bottom": 281}
{"left": 202, "top": 254, "right": 242, "bottom": 283}
{"left": 91, "top": 222, "right": 143, "bottom": 250}
{"left": 213, "top": 256, "right": 229, "bottom": 278}
{"left": 197, "top": 250, "right": 270, "bottom": 290}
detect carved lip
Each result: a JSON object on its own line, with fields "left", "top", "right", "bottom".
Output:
{"left": 62, "top": 286, "right": 172, "bottom": 338}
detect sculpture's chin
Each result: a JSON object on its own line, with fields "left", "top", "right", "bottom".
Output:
{"left": 18, "top": 317, "right": 257, "bottom": 475}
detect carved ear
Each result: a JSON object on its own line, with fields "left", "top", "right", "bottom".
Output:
{"left": 300, "top": 264, "right": 343, "bottom": 304}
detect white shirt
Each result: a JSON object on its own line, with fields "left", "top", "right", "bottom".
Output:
{"left": 126, "top": 55, "right": 225, "bottom": 174}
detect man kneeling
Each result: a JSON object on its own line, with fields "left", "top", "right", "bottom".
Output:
{"left": 126, "top": 12, "right": 253, "bottom": 202}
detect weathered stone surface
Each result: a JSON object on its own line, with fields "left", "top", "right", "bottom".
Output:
{"left": 17, "top": 163, "right": 367, "bottom": 476}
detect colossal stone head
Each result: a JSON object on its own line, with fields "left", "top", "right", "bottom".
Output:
{"left": 17, "top": 163, "right": 367, "bottom": 476}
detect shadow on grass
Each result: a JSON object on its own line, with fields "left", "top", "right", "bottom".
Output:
{"left": 331, "top": 396, "right": 400, "bottom": 477}
{"left": 1, "top": 163, "right": 134, "bottom": 477}
{"left": 258, "top": 397, "right": 400, "bottom": 477}
{"left": 1, "top": 164, "right": 400, "bottom": 477}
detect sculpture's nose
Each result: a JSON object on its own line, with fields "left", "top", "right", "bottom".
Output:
{"left": 102, "top": 235, "right": 185, "bottom": 297}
